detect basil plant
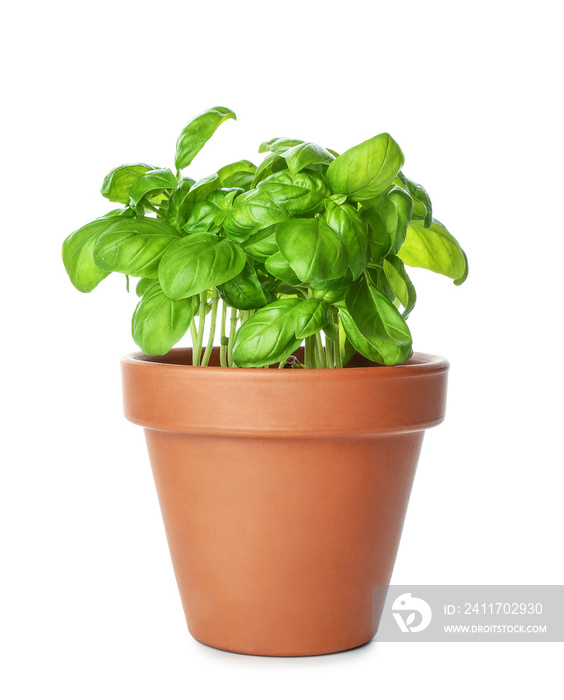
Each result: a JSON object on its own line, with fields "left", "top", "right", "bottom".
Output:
{"left": 62, "top": 106, "right": 468, "bottom": 369}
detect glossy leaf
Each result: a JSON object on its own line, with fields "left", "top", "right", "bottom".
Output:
{"left": 232, "top": 298, "right": 302, "bottom": 367}
{"left": 252, "top": 151, "right": 287, "bottom": 186}
{"left": 159, "top": 233, "right": 246, "bottom": 300}
{"left": 396, "top": 172, "right": 432, "bottom": 228}
{"left": 62, "top": 209, "right": 133, "bottom": 292}
{"left": 241, "top": 224, "right": 279, "bottom": 262}
{"left": 181, "top": 186, "right": 240, "bottom": 234}
{"left": 326, "top": 133, "right": 404, "bottom": 202}
{"left": 361, "top": 208, "right": 390, "bottom": 262}
{"left": 368, "top": 266, "right": 396, "bottom": 305}
{"left": 264, "top": 251, "right": 302, "bottom": 285}
{"left": 135, "top": 277, "right": 154, "bottom": 297}
{"left": 282, "top": 142, "right": 335, "bottom": 174}
{"left": 325, "top": 193, "right": 347, "bottom": 206}
{"left": 309, "top": 269, "right": 354, "bottom": 294}
{"left": 128, "top": 168, "right": 177, "bottom": 209}
{"left": 362, "top": 186, "right": 413, "bottom": 261}
{"left": 207, "top": 188, "right": 242, "bottom": 211}
{"left": 217, "top": 160, "right": 256, "bottom": 189}
{"left": 323, "top": 203, "right": 369, "bottom": 280}
{"left": 383, "top": 256, "right": 417, "bottom": 318}
{"left": 312, "top": 286, "right": 350, "bottom": 303}
{"left": 224, "top": 189, "right": 289, "bottom": 243}
{"left": 294, "top": 299, "right": 328, "bottom": 339}
{"left": 342, "top": 276, "right": 412, "bottom": 365}
{"left": 276, "top": 218, "right": 348, "bottom": 283}
{"left": 259, "top": 137, "right": 304, "bottom": 153}
{"left": 181, "top": 201, "right": 223, "bottom": 234}
{"left": 387, "top": 187, "right": 414, "bottom": 253}
{"left": 170, "top": 173, "right": 221, "bottom": 230}
{"left": 100, "top": 163, "right": 154, "bottom": 204}
{"left": 340, "top": 333, "right": 356, "bottom": 367}
{"left": 217, "top": 263, "right": 268, "bottom": 310}
{"left": 165, "top": 177, "right": 195, "bottom": 228}
{"left": 174, "top": 106, "right": 236, "bottom": 171}
{"left": 255, "top": 264, "right": 280, "bottom": 303}
{"left": 323, "top": 322, "right": 339, "bottom": 341}
{"left": 93, "top": 217, "right": 180, "bottom": 278}
{"left": 257, "top": 169, "right": 329, "bottom": 216}
{"left": 132, "top": 281, "right": 197, "bottom": 356}
{"left": 398, "top": 219, "right": 468, "bottom": 285}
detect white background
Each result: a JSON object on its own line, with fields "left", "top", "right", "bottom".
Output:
{"left": 1, "top": 1, "right": 563, "bottom": 697}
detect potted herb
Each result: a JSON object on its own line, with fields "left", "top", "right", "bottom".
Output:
{"left": 62, "top": 106, "right": 467, "bottom": 656}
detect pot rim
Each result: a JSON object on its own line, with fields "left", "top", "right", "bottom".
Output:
{"left": 121, "top": 348, "right": 449, "bottom": 379}
{"left": 121, "top": 348, "right": 450, "bottom": 436}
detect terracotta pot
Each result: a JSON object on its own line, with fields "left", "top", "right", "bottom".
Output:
{"left": 121, "top": 348, "right": 449, "bottom": 656}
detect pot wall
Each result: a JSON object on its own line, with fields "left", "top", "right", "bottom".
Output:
{"left": 122, "top": 349, "right": 449, "bottom": 656}
{"left": 146, "top": 430, "right": 423, "bottom": 655}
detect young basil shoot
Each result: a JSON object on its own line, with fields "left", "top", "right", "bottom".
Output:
{"left": 62, "top": 107, "right": 468, "bottom": 368}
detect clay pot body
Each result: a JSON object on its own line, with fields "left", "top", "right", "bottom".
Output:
{"left": 121, "top": 348, "right": 449, "bottom": 656}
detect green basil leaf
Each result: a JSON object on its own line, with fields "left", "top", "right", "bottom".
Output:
{"left": 367, "top": 267, "right": 396, "bottom": 305}
{"left": 312, "top": 286, "right": 350, "bottom": 303}
{"left": 326, "top": 133, "right": 404, "bottom": 202}
{"left": 325, "top": 193, "right": 347, "bottom": 206}
{"left": 232, "top": 298, "right": 302, "bottom": 367}
{"left": 396, "top": 172, "right": 432, "bottom": 228}
{"left": 100, "top": 163, "right": 155, "bottom": 204}
{"left": 276, "top": 218, "right": 348, "bottom": 283}
{"left": 383, "top": 256, "right": 417, "bottom": 318}
{"left": 135, "top": 277, "right": 154, "bottom": 297}
{"left": 256, "top": 140, "right": 335, "bottom": 182}
{"left": 128, "top": 168, "right": 178, "bottom": 209}
{"left": 361, "top": 186, "right": 413, "bottom": 261}
{"left": 93, "top": 217, "right": 180, "bottom": 278}
{"left": 181, "top": 201, "right": 223, "bottom": 234}
{"left": 264, "top": 251, "right": 302, "bottom": 285}
{"left": 217, "top": 263, "right": 268, "bottom": 310}
{"left": 255, "top": 265, "right": 281, "bottom": 303}
{"left": 342, "top": 276, "right": 412, "bottom": 365}
{"left": 257, "top": 169, "right": 329, "bottom": 216}
{"left": 386, "top": 187, "right": 414, "bottom": 253}
{"left": 181, "top": 186, "right": 240, "bottom": 234}
{"left": 342, "top": 336, "right": 357, "bottom": 366}
{"left": 170, "top": 173, "right": 221, "bottom": 230}
{"left": 309, "top": 269, "right": 354, "bottom": 293}
{"left": 132, "top": 281, "right": 198, "bottom": 356}
{"left": 252, "top": 151, "right": 288, "bottom": 186}
{"left": 241, "top": 224, "right": 279, "bottom": 262}
{"left": 174, "top": 106, "right": 236, "bottom": 171}
{"left": 159, "top": 233, "right": 246, "bottom": 300}
{"left": 398, "top": 219, "right": 468, "bottom": 285}
{"left": 62, "top": 209, "right": 132, "bottom": 292}
{"left": 224, "top": 189, "right": 289, "bottom": 243}
{"left": 282, "top": 142, "right": 335, "bottom": 174}
{"left": 276, "top": 283, "right": 304, "bottom": 296}
{"left": 165, "top": 177, "right": 195, "bottom": 229}
{"left": 323, "top": 203, "right": 369, "bottom": 280}
{"left": 217, "top": 160, "right": 256, "bottom": 189}
{"left": 294, "top": 298, "right": 328, "bottom": 339}
{"left": 259, "top": 137, "right": 304, "bottom": 153}
{"left": 207, "top": 187, "right": 242, "bottom": 210}
{"left": 323, "top": 322, "right": 339, "bottom": 341}
{"left": 361, "top": 208, "right": 391, "bottom": 263}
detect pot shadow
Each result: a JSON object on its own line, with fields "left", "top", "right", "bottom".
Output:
{"left": 190, "top": 636, "right": 377, "bottom": 667}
